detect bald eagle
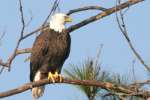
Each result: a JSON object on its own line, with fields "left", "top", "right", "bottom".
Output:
{"left": 30, "top": 13, "right": 72, "bottom": 99}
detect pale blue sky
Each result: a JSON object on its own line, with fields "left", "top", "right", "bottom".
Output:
{"left": 0, "top": 0, "right": 150, "bottom": 100}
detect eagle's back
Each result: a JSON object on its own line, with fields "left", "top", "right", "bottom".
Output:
{"left": 30, "top": 29, "right": 71, "bottom": 81}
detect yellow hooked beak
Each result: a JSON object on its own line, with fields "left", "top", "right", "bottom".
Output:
{"left": 65, "top": 16, "right": 72, "bottom": 23}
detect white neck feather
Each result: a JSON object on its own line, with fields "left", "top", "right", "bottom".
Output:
{"left": 49, "top": 20, "right": 65, "bottom": 33}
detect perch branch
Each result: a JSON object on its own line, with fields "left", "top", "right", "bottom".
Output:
{"left": 0, "top": 78, "right": 150, "bottom": 98}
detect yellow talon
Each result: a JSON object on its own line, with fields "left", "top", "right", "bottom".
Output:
{"left": 54, "top": 72, "right": 59, "bottom": 78}
{"left": 48, "top": 71, "right": 63, "bottom": 83}
{"left": 58, "top": 74, "right": 63, "bottom": 82}
{"left": 48, "top": 72, "right": 55, "bottom": 83}
{"left": 54, "top": 71, "right": 63, "bottom": 82}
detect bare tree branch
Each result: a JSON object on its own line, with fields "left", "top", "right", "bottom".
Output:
{"left": 0, "top": 0, "right": 145, "bottom": 71}
{"left": 25, "top": 10, "right": 33, "bottom": 27}
{"left": 22, "top": 0, "right": 60, "bottom": 40}
{"left": 22, "top": 25, "right": 48, "bottom": 40}
{"left": 0, "top": 30, "right": 7, "bottom": 73}
{"left": 42, "top": 0, "right": 60, "bottom": 27}
{"left": 0, "top": 78, "right": 150, "bottom": 99}
{"left": 0, "top": 60, "right": 8, "bottom": 67}
{"left": 67, "top": 0, "right": 144, "bottom": 33}
{"left": 6, "top": 0, "right": 26, "bottom": 71}
{"left": 0, "top": 31, "right": 6, "bottom": 45}
{"left": 22, "top": 0, "right": 144, "bottom": 40}
{"left": 130, "top": 80, "right": 150, "bottom": 86}
{"left": 0, "top": 0, "right": 60, "bottom": 69}
{"left": 67, "top": 6, "right": 107, "bottom": 15}
{"left": 115, "top": 0, "right": 150, "bottom": 72}
{"left": 0, "top": 48, "right": 31, "bottom": 68}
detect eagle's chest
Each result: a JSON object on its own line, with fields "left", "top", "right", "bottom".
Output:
{"left": 49, "top": 34, "right": 68, "bottom": 49}
{"left": 45, "top": 32, "right": 71, "bottom": 58}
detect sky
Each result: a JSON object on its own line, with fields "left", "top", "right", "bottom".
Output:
{"left": 0, "top": 0, "right": 150, "bottom": 100}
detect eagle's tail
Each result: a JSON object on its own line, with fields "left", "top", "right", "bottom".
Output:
{"left": 32, "top": 86, "right": 45, "bottom": 99}
{"left": 31, "top": 71, "right": 45, "bottom": 99}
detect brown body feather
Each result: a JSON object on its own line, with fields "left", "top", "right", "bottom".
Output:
{"left": 30, "top": 29, "right": 71, "bottom": 82}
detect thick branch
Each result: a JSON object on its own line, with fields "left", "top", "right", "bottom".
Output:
{"left": 21, "top": 5, "right": 106, "bottom": 40}
{"left": 67, "top": 0, "right": 144, "bottom": 33}
{"left": 22, "top": 0, "right": 144, "bottom": 40}
{"left": 0, "top": 78, "right": 149, "bottom": 98}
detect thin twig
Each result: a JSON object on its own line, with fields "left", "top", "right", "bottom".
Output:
{"left": 130, "top": 80, "right": 150, "bottom": 86}
{"left": 0, "top": 67, "right": 5, "bottom": 74}
{"left": 0, "top": 48, "right": 31, "bottom": 68}
{"left": 19, "top": 0, "right": 25, "bottom": 38}
{"left": 115, "top": 0, "right": 150, "bottom": 71}
{"left": 22, "top": 0, "right": 60, "bottom": 39}
{"left": 42, "top": 0, "right": 60, "bottom": 27}
{"left": 25, "top": 10, "right": 33, "bottom": 27}
{"left": 7, "top": 0, "right": 26, "bottom": 71}
{"left": 1, "top": 0, "right": 60, "bottom": 70}
{"left": 132, "top": 59, "right": 136, "bottom": 82}
{"left": 0, "top": 31, "right": 6, "bottom": 73}
{"left": 0, "top": 31, "right": 6, "bottom": 44}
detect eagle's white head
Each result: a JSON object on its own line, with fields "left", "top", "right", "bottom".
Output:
{"left": 49, "top": 13, "right": 72, "bottom": 32}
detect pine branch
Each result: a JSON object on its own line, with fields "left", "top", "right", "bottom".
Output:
{"left": 0, "top": 78, "right": 149, "bottom": 98}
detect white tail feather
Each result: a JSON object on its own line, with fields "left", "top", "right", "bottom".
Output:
{"left": 32, "top": 86, "right": 45, "bottom": 99}
{"left": 32, "top": 71, "right": 45, "bottom": 99}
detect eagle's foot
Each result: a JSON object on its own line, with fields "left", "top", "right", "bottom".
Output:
{"left": 53, "top": 71, "right": 63, "bottom": 82}
{"left": 48, "top": 72, "right": 55, "bottom": 83}
{"left": 48, "top": 72, "right": 63, "bottom": 83}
